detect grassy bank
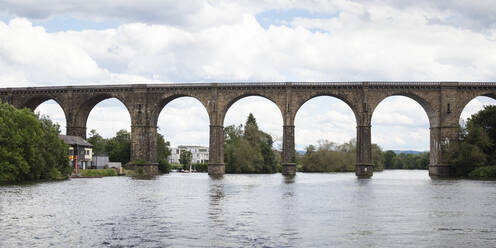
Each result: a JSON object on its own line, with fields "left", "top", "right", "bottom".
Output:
{"left": 80, "top": 169, "right": 117, "bottom": 177}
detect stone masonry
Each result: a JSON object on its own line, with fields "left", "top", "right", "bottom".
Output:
{"left": 1, "top": 82, "right": 495, "bottom": 178}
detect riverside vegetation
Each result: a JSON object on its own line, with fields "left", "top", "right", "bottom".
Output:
{"left": 0, "top": 101, "right": 71, "bottom": 183}
{"left": 2, "top": 101, "right": 496, "bottom": 182}
{"left": 87, "top": 130, "right": 173, "bottom": 174}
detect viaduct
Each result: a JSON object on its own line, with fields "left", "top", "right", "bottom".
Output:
{"left": 1, "top": 82, "right": 495, "bottom": 178}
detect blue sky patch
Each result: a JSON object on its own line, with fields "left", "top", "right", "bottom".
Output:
{"left": 31, "top": 15, "right": 120, "bottom": 32}
{"left": 255, "top": 8, "right": 338, "bottom": 29}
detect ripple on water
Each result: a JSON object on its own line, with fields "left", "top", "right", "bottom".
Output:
{"left": 1, "top": 170, "right": 496, "bottom": 247}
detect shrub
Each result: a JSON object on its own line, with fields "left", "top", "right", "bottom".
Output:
{"left": 468, "top": 166, "right": 496, "bottom": 178}
{"left": 158, "top": 159, "right": 171, "bottom": 174}
{"left": 80, "top": 169, "right": 117, "bottom": 177}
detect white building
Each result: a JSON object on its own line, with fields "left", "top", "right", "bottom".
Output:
{"left": 169, "top": 145, "right": 209, "bottom": 164}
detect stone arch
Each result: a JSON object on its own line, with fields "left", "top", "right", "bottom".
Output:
{"left": 151, "top": 94, "right": 210, "bottom": 127}
{"left": 19, "top": 95, "right": 69, "bottom": 128}
{"left": 454, "top": 91, "right": 496, "bottom": 123}
{"left": 293, "top": 94, "right": 360, "bottom": 126}
{"left": 369, "top": 92, "right": 438, "bottom": 128}
{"left": 221, "top": 93, "right": 284, "bottom": 125}
{"left": 72, "top": 94, "right": 132, "bottom": 134}
{"left": 20, "top": 95, "right": 65, "bottom": 112}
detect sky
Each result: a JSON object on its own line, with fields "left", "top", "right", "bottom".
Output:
{"left": 2, "top": 0, "right": 496, "bottom": 151}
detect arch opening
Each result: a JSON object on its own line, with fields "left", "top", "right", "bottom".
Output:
{"left": 157, "top": 97, "right": 210, "bottom": 167}
{"left": 223, "top": 96, "right": 283, "bottom": 173}
{"left": 294, "top": 96, "right": 357, "bottom": 172}
{"left": 84, "top": 98, "right": 132, "bottom": 167}
{"left": 459, "top": 96, "right": 496, "bottom": 125}
{"left": 224, "top": 96, "right": 283, "bottom": 146}
{"left": 34, "top": 99, "right": 67, "bottom": 135}
{"left": 222, "top": 94, "right": 283, "bottom": 124}
{"left": 86, "top": 98, "right": 131, "bottom": 139}
{"left": 295, "top": 96, "right": 356, "bottom": 151}
{"left": 371, "top": 96, "right": 430, "bottom": 170}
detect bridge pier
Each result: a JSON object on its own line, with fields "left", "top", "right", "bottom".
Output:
{"left": 428, "top": 126, "right": 457, "bottom": 178}
{"left": 66, "top": 126, "right": 87, "bottom": 139}
{"left": 208, "top": 125, "right": 225, "bottom": 176}
{"left": 356, "top": 124, "right": 373, "bottom": 178}
{"left": 282, "top": 125, "right": 296, "bottom": 176}
{"left": 130, "top": 125, "right": 158, "bottom": 174}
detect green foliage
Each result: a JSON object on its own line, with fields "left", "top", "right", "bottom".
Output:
{"left": 223, "top": 113, "right": 278, "bottom": 173}
{"left": 106, "top": 130, "right": 131, "bottom": 164}
{"left": 179, "top": 150, "right": 192, "bottom": 170}
{"left": 0, "top": 102, "right": 70, "bottom": 182}
{"left": 192, "top": 162, "right": 208, "bottom": 172}
{"left": 450, "top": 105, "right": 496, "bottom": 176}
{"left": 87, "top": 129, "right": 106, "bottom": 154}
{"left": 88, "top": 130, "right": 171, "bottom": 168}
{"left": 298, "top": 139, "right": 385, "bottom": 172}
{"left": 157, "top": 134, "right": 172, "bottom": 164}
{"left": 384, "top": 152, "right": 429, "bottom": 170}
{"left": 80, "top": 168, "right": 117, "bottom": 177}
{"left": 158, "top": 159, "right": 171, "bottom": 174}
{"left": 468, "top": 166, "right": 496, "bottom": 178}
{"left": 383, "top": 150, "right": 396, "bottom": 169}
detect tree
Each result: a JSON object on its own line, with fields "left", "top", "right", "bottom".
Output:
{"left": 87, "top": 129, "right": 106, "bottom": 154}
{"left": 157, "top": 134, "right": 172, "bottom": 173}
{"left": 384, "top": 150, "right": 396, "bottom": 169}
{"left": 223, "top": 113, "right": 278, "bottom": 173}
{"left": 180, "top": 150, "right": 192, "bottom": 170}
{"left": 106, "top": 129, "right": 131, "bottom": 164}
{"left": 0, "top": 102, "right": 70, "bottom": 182}
{"left": 449, "top": 105, "right": 496, "bottom": 175}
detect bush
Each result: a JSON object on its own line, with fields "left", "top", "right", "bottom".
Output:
{"left": 0, "top": 102, "right": 70, "bottom": 182}
{"left": 80, "top": 169, "right": 117, "bottom": 177}
{"left": 192, "top": 163, "right": 208, "bottom": 172}
{"left": 158, "top": 159, "right": 171, "bottom": 174}
{"left": 468, "top": 166, "right": 496, "bottom": 178}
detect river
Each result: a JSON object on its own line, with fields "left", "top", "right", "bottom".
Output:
{"left": 1, "top": 170, "right": 496, "bottom": 247}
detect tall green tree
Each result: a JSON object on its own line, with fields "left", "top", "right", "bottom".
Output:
{"left": 180, "top": 150, "right": 192, "bottom": 170}
{"left": 0, "top": 102, "right": 70, "bottom": 182}
{"left": 450, "top": 105, "right": 496, "bottom": 175}
{"left": 223, "top": 113, "right": 278, "bottom": 173}
{"left": 383, "top": 150, "right": 396, "bottom": 169}
{"left": 157, "top": 133, "right": 172, "bottom": 173}
{"left": 87, "top": 129, "right": 106, "bottom": 154}
{"left": 106, "top": 129, "right": 131, "bottom": 164}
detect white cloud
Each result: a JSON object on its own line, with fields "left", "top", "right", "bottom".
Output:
{"left": 295, "top": 97, "right": 356, "bottom": 150}
{"left": 372, "top": 96, "right": 430, "bottom": 150}
{"left": 460, "top": 96, "right": 496, "bottom": 122}
{"left": 34, "top": 100, "right": 66, "bottom": 134}
{"left": 224, "top": 96, "right": 284, "bottom": 148}
{"left": 1, "top": 1, "right": 496, "bottom": 151}
{"left": 157, "top": 97, "right": 210, "bottom": 147}
{"left": 86, "top": 98, "right": 131, "bottom": 138}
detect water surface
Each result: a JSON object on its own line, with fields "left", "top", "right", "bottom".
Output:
{"left": 1, "top": 170, "right": 496, "bottom": 247}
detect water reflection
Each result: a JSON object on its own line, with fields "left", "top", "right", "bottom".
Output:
{"left": 1, "top": 171, "right": 496, "bottom": 247}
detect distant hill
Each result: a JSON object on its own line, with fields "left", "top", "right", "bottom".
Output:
{"left": 296, "top": 149, "right": 427, "bottom": 155}
{"left": 391, "top": 150, "right": 427, "bottom": 154}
